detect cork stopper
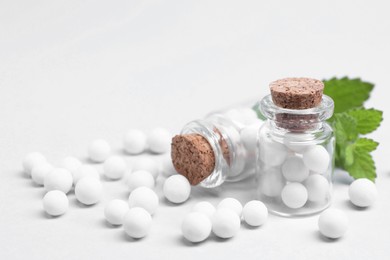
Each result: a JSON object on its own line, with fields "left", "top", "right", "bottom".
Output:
{"left": 270, "top": 78, "right": 324, "bottom": 109}
{"left": 171, "top": 134, "right": 215, "bottom": 185}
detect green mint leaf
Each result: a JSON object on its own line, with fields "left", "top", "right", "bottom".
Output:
{"left": 333, "top": 113, "right": 358, "bottom": 143}
{"left": 346, "top": 108, "right": 383, "bottom": 134}
{"left": 344, "top": 138, "right": 378, "bottom": 181}
{"left": 252, "top": 103, "right": 266, "bottom": 120}
{"left": 323, "top": 77, "right": 374, "bottom": 114}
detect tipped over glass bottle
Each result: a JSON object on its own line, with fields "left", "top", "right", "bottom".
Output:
{"left": 256, "top": 78, "right": 335, "bottom": 217}
{"left": 171, "top": 106, "right": 263, "bottom": 188}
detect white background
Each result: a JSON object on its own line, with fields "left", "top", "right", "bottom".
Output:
{"left": 1, "top": 0, "right": 390, "bottom": 259}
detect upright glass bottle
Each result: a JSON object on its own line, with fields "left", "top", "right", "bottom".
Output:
{"left": 256, "top": 94, "right": 335, "bottom": 217}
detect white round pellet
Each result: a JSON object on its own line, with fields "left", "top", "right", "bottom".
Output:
{"left": 261, "top": 167, "right": 285, "bottom": 197}
{"left": 60, "top": 156, "right": 82, "bottom": 176}
{"left": 260, "top": 139, "right": 288, "bottom": 167}
{"left": 23, "top": 152, "right": 46, "bottom": 176}
{"left": 318, "top": 209, "right": 348, "bottom": 239}
{"left": 160, "top": 155, "right": 177, "bottom": 178}
{"left": 75, "top": 177, "right": 103, "bottom": 205}
{"left": 281, "top": 182, "right": 308, "bottom": 209}
{"left": 242, "top": 200, "right": 268, "bottom": 227}
{"left": 212, "top": 208, "right": 241, "bottom": 239}
{"left": 31, "top": 163, "right": 53, "bottom": 186}
{"left": 147, "top": 127, "right": 171, "bottom": 154}
{"left": 132, "top": 157, "right": 159, "bottom": 179}
{"left": 163, "top": 175, "right": 191, "bottom": 204}
{"left": 217, "top": 198, "right": 243, "bottom": 217}
{"left": 305, "top": 174, "right": 330, "bottom": 202}
{"left": 303, "top": 145, "right": 330, "bottom": 173}
{"left": 282, "top": 156, "right": 309, "bottom": 182}
{"left": 283, "top": 133, "right": 313, "bottom": 153}
{"left": 103, "top": 156, "right": 127, "bottom": 180}
{"left": 43, "top": 190, "right": 69, "bottom": 216}
{"left": 73, "top": 165, "right": 100, "bottom": 184}
{"left": 123, "top": 207, "right": 152, "bottom": 239}
{"left": 104, "top": 199, "right": 129, "bottom": 225}
{"left": 128, "top": 187, "right": 159, "bottom": 215}
{"left": 240, "top": 125, "right": 259, "bottom": 152}
{"left": 192, "top": 201, "right": 216, "bottom": 219}
{"left": 126, "top": 170, "right": 155, "bottom": 192}
{"left": 88, "top": 139, "right": 111, "bottom": 163}
{"left": 44, "top": 168, "right": 73, "bottom": 194}
{"left": 123, "top": 129, "right": 147, "bottom": 154}
{"left": 182, "top": 212, "right": 212, "bottom": 243}
{"left": 237, "top": 108, "right": 259, "bottom": 125}
{"left": 349, "top": 179, "right": 378, "bottom": 207}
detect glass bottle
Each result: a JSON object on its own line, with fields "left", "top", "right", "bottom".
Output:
{"left": 256, "top": 94, "right": 335, "bottom": 217}
{"left": 173, "top": 106, "right": 263, "bottom": 188}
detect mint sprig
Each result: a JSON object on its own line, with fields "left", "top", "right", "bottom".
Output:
{"left": 324, "top": 77, "right": 383, "bottom": 181}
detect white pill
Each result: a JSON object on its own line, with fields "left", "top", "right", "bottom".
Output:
{"left": 75, "top": 177, "right": 103, "bottom": 205}
{"left": 88, "top": 139, "right": 111, "bottom": 163}
{"left": 260, "top": 139, "right": 288, "bottom": 167}
{"left": 31, "top": 163, "right": 53, "bottom": 186}
{"left": 318, "top": 209, "right": 348, "bottom": 239}
{"left": 303, "top": 145, "right": 330, "bottom": 173}
{"left": 163, "top": 175, "right": 191, "bottom": 204}
{"left": 160, "top": 155, "right": 177, "bottom": 178}
{"left": 305, "top": 174, "right": 330, "bottom": 202}
{"left": 282, "top": 156, "right": 309, "bottom": 182}
{"left": 349, "top": 179, "right": 378, "bottom": 207}
{"left": 103, "top": 156, "right": 127, "bottom": 180}
{"left": 212, "top": 208, "right": 241, "bottom": 239}
{"left": 43, "top": 190, "right": 69, "bottom": 216}
{"left": 217, "top": 198, "right": 243, "bottom": 217}
{"left": 242, "top": 200, "right": 268, "bottom": 227}
{"left": 182, "top": 212, "right": 212, "bottom": 243}
{"left": 124, "top": 129, "right": 147, "bottom": 155}
{"left": 261, "top": 167, "right": 284, "bottom": 197}
{"left": 192, "top": 201, "right": 216, "bottom": 219}
{"left": 104, "top": 199, "right": 129, "bottom": 225}
{"left": 132, "top": 157, "right": 159, "bottom": 179}
{"left": 23, "top": 152, "right": 46, "bottom": 176}
{"left": 128, "top": 187, "right": 159, "bottom": 215}
{"left": 281, "top": 182, "right": 308, "bottom": 209}
{"left": 123, "top": 207, "right": 152, "bottom": 239}
{"left": 283, "top": 133, "right": 313, "bottom": 153}
{"left": 44, "top": 168, "right": 73, "bottom": 194}
{"left": 147, "top": 127, "right": 171, "bottom": 154}
{"left": 126, "top": 170, "right": 155, "bottom": 192}
{"left": 73, "top": 165, "right": 100, "bottom": 184}
{"left": 240, "top": 125, "right": 259, "bottom": 152}
{"left": 60, "top": 156, "right": 82, "bottom": 176}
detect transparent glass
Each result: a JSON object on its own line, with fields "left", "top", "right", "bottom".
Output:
{"left": 180, "top": 106, "right": 263, "bottom": 188}
{"left": 256, "top": 95, "right": 335, "bottom": 217}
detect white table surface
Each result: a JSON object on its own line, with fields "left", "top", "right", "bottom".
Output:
{"left": 1, "top": 1, "right": 390, "bottom": 259}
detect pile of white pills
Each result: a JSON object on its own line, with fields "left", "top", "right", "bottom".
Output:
{"left": 260, "top": 140, "right": 331, "bottom": 210}
{"left": 21, "top": 121, "right": 379, "bottom": 244}
{"left": 182, "top": 198, "right": 268, "bottom": 242}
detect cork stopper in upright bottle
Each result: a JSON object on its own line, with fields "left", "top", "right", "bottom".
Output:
{"left": 270, "top": 77, "right": 324, "bottom": 109}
